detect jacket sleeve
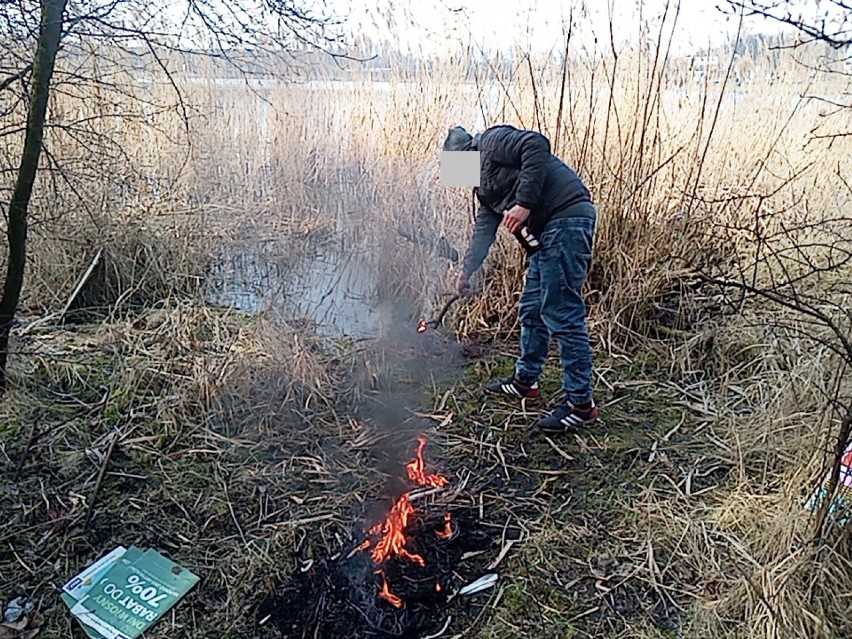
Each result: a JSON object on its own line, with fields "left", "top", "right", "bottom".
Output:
{"left": 462, "top": 204, "right": 500, "bottom": 276}
{"left": 495, "top": 127, "right": 551, "bottom": 209}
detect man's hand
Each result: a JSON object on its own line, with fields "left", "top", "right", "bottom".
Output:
{"left": 456, "top": 272, "right": 472, "bottom": 298}
{"left": 503, "top": 204, "right": 531, "bottom": 234}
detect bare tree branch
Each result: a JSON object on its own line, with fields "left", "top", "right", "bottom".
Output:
{"left": 721, "top": 1, "right": 852, "bottom": 48}
{"left": 0, "top": 63, "right": 32, "bottom": 93}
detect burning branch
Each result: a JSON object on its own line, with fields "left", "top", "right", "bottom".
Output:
{"left": 417, "top": 295, "right": 461, "bottom": 333}
{"left": 370, "top": 494, "right": 425, "bottom": 566}
{"left": 436, "top": 513, "right": 454, "bottom": 540}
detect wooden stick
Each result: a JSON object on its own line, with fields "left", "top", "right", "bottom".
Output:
{"left": 60, "top": 247, "right": 103, "bottom": 322}
{"left": 13, "top": 419, "right": 40, "bottom": 483}
{"left": 421, "top": 294, "right": 461, "bottom": 329}
{"left": 84, "top": 431, "right": 120, "bottom": 530}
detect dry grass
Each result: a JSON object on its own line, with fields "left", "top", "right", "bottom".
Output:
{"left": 644, "top": 312, "right": 852, "bottom": 638}
{"left": 7, "top": 304, "right": 846, "bottom": 638}
{"left": 1, "top": 18, "right": 852, "bottom": 639}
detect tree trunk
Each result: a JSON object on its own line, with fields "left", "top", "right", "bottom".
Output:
{"left": 0, "top": 0, "right": 67, "bottom": 391}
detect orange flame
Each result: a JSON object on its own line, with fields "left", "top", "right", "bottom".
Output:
{"left": 358, "top": 436, "right": 451, "bottom": 608}
{"left": 366, "top": 437, "right": 448, "bottom": 565}
{"left": 370, "top": 493, "right": 425, "bottom": 566}
{"left": 436, "top": 513, "right": 453, "bottom": 540}
{"left": 406, "top": 435, "right": 449, "bottom": 488}
{"left": 376, "top": 569, "right": 403, "bottom": 608}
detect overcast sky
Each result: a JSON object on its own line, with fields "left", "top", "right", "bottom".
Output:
{"left": 328, "top": 0, "right": 832, "bottom": 56}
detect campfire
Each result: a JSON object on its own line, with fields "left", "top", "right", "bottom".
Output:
{"left": 354, "top": 436, "right": 451, "bottom": 605}
{"left": 258, "top": 435, "right": 493, "bottom": 638}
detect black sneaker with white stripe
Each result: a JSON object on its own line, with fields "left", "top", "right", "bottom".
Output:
{"left": 535, "top": 401, "right": 599, "bottom": 433}
{"left": 483, "top": 376, "right": 540, "bottom": 399}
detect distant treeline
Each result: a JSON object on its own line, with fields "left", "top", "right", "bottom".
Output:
{"left": 1, "top": 29, "right": 846, "bottom": 84}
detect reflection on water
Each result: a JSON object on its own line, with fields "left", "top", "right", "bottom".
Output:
{"left": 205, "top": 235, "right": 392, "bottom": 340}
{"left": 205, "top": 241, "right": 283, "bottom": 315}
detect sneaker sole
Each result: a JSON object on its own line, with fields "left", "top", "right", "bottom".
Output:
{"left": 536, "top": 417, "right": 597, "bottom": 433}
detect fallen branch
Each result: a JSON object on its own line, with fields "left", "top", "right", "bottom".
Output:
{"left": 60, "top": 247, "right": 102, "bottom": 323}
{"left": 84, "top": 431, "right": 120, "bottom": 530}
{"left": 13, "top": 419, "right": 40, "bottom": 483}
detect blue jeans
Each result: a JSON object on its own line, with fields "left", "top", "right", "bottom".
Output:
{"left": 515, "top": 215, "right": 595, "bottom": 405}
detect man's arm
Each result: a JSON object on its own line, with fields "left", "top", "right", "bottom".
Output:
{"left": 515, "top": 131, "right": 550, "bottom": 208}
{"left": 461, "top": 204, "right": 501, "bottom": 276}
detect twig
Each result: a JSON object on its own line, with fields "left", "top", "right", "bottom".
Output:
{"left": 494, "top": 440, "right": 510, "bottom": 482}
{"left": 408, "top": 486, "right": 447, "bottom": 502}
{"left": 15, "top": 407, "right": 99, "bottom": 482}
{"left": 0, "top": 64, "right": 32, "bottom": 93}
{"left": 84, "top": 431, "right": 120, "bottom": 530}
{"left": 544, "top": 436, "right": 575, "bottom": 462}
{"left": 420, "top": 295, "right": 461, "bottom": 330}
{"left": 13, "top": 413, "right": 42, "bottom": 483}
{"left": 731, "top": 555, "right": 781, "bottom": 624}
{"left": 267, "top": 513, "right": 334, "bottom": 528}
{"left": 815, "top": 402, "right": 852, "bottom": 540}
{"left": 662, "top": 412, "right": 687, "bottom": 442}
{"left": 422, "top": 615, "right": 452, "bottom": 639}
{"left": 487, "top": 539, "right": 516, "bottom": 570}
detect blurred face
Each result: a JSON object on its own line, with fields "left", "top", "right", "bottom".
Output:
{"left": 440, "top": 150, "right": 479, "bottom": 188}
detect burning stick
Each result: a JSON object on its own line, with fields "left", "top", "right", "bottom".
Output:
{"left": 367, "top": 436, "right": 449, "bottom": 565}
{"left": 371, "top": 494, "right": 425, "bottom": 566}
{"left": 417, "top": 294, "right": 460, "bottom": 333}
